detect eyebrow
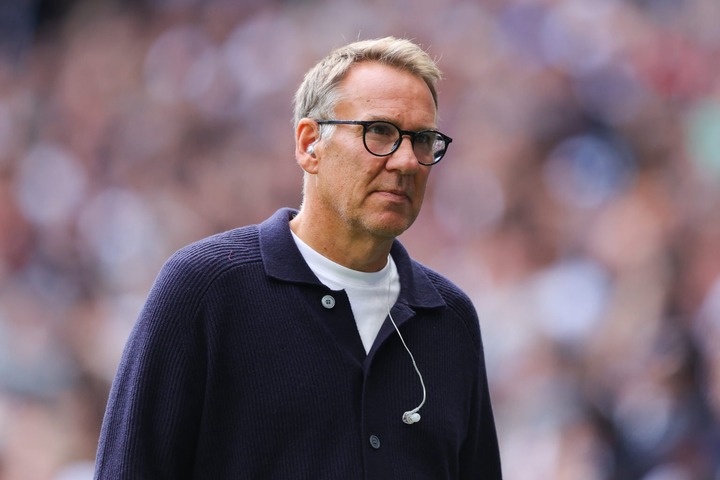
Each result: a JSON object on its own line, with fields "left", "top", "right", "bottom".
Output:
{"left": 362, "top": 116, "right": 437, "bottom": 132}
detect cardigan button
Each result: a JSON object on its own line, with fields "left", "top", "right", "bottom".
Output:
{"left": 321, "top": 295, "right": 335, "bottom": 309}
{"left": 369, "top": 434, "right": 381, "bottom": 449}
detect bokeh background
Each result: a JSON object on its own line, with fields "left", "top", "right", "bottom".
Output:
{"left": 1, "top": 0, "right": 719, "bottom": 478}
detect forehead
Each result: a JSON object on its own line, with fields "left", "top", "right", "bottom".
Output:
{"left": 335, "top": 62, "right": 437, "bottom": 126}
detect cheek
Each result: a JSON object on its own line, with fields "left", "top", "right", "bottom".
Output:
{"left": 413, "top": 171, "right": 432, "bottom": 201}
{"left": 330, "top": 162, "right": 361, "bottom": 192}
{"left": 317, "top": 158, "right": 364, "bottom": 206}
{"left": 333, "top": 157, "right": 380, "bottom": 192}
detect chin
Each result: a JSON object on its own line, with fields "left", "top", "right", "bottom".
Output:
{"left": 367, "top": 215, "right": 416, "bottom": 239}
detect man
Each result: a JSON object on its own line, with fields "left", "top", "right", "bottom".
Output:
{"left": 94, "top": 36, "right": 502, "bottom": 479}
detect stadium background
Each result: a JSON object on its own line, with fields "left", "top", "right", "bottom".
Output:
{"left": 1, "top": 0, "right": 719, "bottom": 478}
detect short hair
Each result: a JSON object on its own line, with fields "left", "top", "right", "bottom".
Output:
{"left": 292, "top": 37, "right": 442, "bottom": 130}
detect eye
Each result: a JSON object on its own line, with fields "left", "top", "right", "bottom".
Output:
{"left": 366, "top": 122, "right": 397, "bottom": 138}
{"left": 414, "top": 132, "right": 434, "bottom": 146}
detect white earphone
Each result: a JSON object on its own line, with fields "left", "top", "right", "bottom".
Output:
{"left": 403, "top": 411, "right": 422, "bottom": 425}
{"left": 387, "top": 269, "right": 427, "bottom": 425}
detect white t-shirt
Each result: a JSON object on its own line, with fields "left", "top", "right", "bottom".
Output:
{"left": 291, "top": 231, "right": 401, "bottom": 353}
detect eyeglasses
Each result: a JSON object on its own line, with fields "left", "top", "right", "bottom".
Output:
{"left": 314, "top": 120, "right": 452, "bottom": 166}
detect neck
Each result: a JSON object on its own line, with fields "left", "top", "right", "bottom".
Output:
{"left": 290, "top": 211, "right": 393, "bottom": 272}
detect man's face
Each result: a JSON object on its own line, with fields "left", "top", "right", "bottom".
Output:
{"left": 313, "top": 62, "right": 437, "bottom": 241}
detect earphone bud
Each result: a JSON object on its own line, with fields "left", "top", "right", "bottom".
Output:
{"left": 306, "top": 145, "right": 314, "bottom": 154}
{"left": 403, "top": 411, "right": 421, "bottom": 425}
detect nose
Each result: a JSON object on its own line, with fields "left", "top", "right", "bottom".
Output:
{"left": 385, "top": 135, "right": 421, "bottom": 175}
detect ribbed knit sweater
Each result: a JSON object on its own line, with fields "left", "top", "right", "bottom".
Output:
{"left": 94, "top": 208, "right": 502, "bottom": 479}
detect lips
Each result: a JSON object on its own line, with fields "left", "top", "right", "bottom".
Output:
{"left": 375, "top": 188, "right": 411, "bottom": 202}
{"left": 386, "top": 189, "right": 409, "bottom": 198}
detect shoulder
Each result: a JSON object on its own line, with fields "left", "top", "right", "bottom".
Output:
{"left": 392, "top": 240, "right": 476, "bottom": 319}
{"left": 152, "top": 224, "right": 262, "bottom": 299}
{"left": 416, "top": 262, "right": 476, "bottom": 317}
{"left": 413, "top": 260, "right": 483, "bottom": 349}
{"left": 171, "top": 224, "right": 262, "bottom": 272}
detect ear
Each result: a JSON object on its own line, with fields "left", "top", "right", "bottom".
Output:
{"left": 295, "top": 118, "right": 320, "bottom": 174}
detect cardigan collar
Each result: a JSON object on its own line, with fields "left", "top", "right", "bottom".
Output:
{"left": 259, "top": 208, "right": 445, "bottom": 310}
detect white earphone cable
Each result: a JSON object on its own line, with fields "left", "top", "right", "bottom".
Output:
{"left": 387, "top": 265, "right": 426, "bottom": 424}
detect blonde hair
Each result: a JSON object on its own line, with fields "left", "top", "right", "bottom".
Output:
{"left": 292, "top": 37, "right": 442, "bottom": 130}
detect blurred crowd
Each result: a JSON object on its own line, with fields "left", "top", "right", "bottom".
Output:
{"left": 0, "top": 0, "right": 719, "bottom": 478}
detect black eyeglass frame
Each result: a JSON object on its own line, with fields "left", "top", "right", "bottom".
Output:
{"left": 314, "top": 119, "right": 452, "bottom": 166}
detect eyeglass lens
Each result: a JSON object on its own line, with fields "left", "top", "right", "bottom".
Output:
{"left": 364, "top": 122, "right": 447, "bottom": 164}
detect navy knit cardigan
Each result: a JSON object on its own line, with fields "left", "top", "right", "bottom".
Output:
{"left": 94, "top": 208, "right": 502, "bottom": 479}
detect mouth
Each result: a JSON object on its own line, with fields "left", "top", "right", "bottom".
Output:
{"left": 375, "top": 189, "right": 411, "bottom": 203}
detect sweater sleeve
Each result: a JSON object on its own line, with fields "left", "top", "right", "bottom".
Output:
{"left": 460, "top": 348, "right": 503, "bottom": 480}
{"left": 447, "top": 287, "right": 503, "bottom": 479}
{"left": 417, "top": 264, "right": 503, "bottom": 478}
{"left": 94, "top": 251, "right": 209, "bottom": 479}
